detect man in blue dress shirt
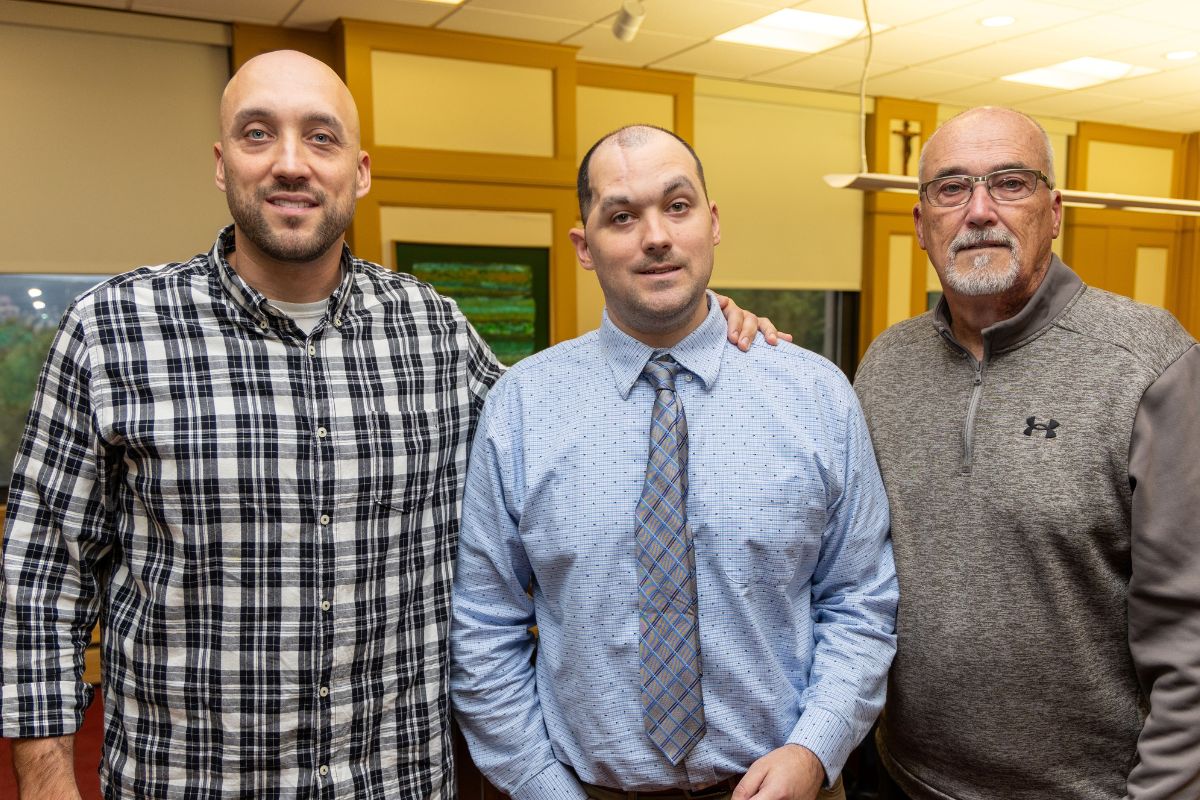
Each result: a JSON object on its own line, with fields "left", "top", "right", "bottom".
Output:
{"left": 449, "top": 125, "right": 897, "bottom": 800}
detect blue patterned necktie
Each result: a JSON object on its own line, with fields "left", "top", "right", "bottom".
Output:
{"left": 636, "top": 354, "right": 706, "bottom": 765}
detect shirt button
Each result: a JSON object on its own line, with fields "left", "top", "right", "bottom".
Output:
{"left": 320, "top": 599, "right": 331, "bottom": 612}
{"left": 319, "top": 686, "right": 329, "bottom": 698}
{"left": 307, "top": 344, "right": 317, "bottom": 356}
{"left": 684, "top": 374, "right": 693, "bottom": 382}
{"left": 318, "top": 765, "right": 329, "bottom": 777}
{"left": 316, "top": 426, "right": 327, "bottom": 438}
{"left": 258, "top": 320, "right": 268, "bottom": 330}
{"left": 333, "top": 316, "right": 343, "bottom": 327}
{"left": 320, "top": 514, "right": 330, "bottom": 525}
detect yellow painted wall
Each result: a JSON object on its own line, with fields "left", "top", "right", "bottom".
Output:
{"left": 1086, "top": 141, "right": 1174, "bottom": 197}
{"left": 695, "top": 79, "right": 863, "bottom": 291}
{"left": 0, "top": 18, "right": 230, "bottom": 274}
{"left": 370, "top": 50, "right": 555, "bottom": 157}
{"left": 1134, "top": 246, "right": 1169, "bottom": 307}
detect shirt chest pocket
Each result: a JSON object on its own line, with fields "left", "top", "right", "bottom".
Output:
{"left": 690, "top": 479, "right": 827, "bottom": 589}
{"left": 367, "top": 407, "right": 444, "bottom": 513}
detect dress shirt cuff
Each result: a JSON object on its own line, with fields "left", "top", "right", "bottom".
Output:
{"left": 0, "top": 681, "right": 91, "bottom": 739}
{"left": 509, "top": 760, "right": 589, "bottom": 800}
{"left": 786, "top": 705, "right": 854, "bottom": 786}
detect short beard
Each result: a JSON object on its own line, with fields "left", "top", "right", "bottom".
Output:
{"left": 942, "top": 229, "right": 1021, "bottom": 296}
{"left": 227, "top": 179, "right": 354, "bottom": 264}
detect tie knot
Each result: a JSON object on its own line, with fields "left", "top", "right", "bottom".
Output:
{"left": 642, "top": 354, "right": 684, "bottom": 392}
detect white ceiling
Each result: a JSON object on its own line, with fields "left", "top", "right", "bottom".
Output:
{"left": 30, "top": 0, "right": 1200, "bottom": 131}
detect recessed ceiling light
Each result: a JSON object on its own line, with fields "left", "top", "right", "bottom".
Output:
{"left": 1002, "top": 57, "right": 1156, "bottom": 90}
{"left": 1166, "top": 50, "right": 1198, "bottom": 61}
{"left": 980, "top": 16, "right": 1015, "bottom": 27}
{"left": 715, "top": 9, "right": 888, "bottom": 54}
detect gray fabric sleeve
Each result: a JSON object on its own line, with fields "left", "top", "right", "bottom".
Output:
{"left": 1126, "top": 343, "right": 1200, "bottom": 799}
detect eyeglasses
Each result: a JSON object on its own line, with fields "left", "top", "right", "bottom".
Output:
{"left": 920, "top": 168, "right": 1054, "bottom": 207}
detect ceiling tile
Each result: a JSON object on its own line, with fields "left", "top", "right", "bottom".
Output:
{"left": 1012, "top": 14, "right": 1178, "bottom": 56}
{"left": 1105, "top": 33, "right": 1200, "bottom": 70}
{"left": 845, "top": 68, "right": 989, "bottom": 98}
{"left": 133, "top": 0, "right": 294, "bottom": 25}
{"left": 793, "top": 0, "right": 977, "bottom": 27}
{"left": 286, "top": 0, "right": 455, "bottom": 31}
{"left": 1015, "top": 91, "right": 1140, "bottom": 117}
{"left": 893, "top": 0, "right": 1093, "bottom": 35}
{"left": 820, "top": 29, "right": 995, "bottom": 67}
{"left": 928, "top": 43, "right": 1073, "bottom": 79}
{"left": 436, "top": 8, "right": 587, "bottom": 42}
{"left": 638, "top": 0, "right": 794, "bottom": 40}
{"left": 1115, "top": 0, "right": 1200, "bottom": 31}
{"left": 650, "top": 40, "right": 805, "bottom": 78}
{"left": 753, "top": 53, "right": 905, "bottom": 90}
{"left": 1109, "top": 64, "right": 1200, "bottom": 98}
{"left": 931, "top": 79, "right": 1059, "bottom": 107}
{"left": 468, "top": 0, "right": 616, "bottom": 23}
{"left": 1036, "top": 0, "right": 1143, "bottom": 9}
{"left": 562, "top": 23, "right": 696, "bottom": 66}
{"left": 1137, "top": 108, "right": 1200, "bottom": 132}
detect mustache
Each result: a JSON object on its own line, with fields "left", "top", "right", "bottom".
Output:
{"left": 949, "top": 229, "right": 1015, "bottom": 257}
{"left": 634, "top": 254, "right": 686, "bottom": 272}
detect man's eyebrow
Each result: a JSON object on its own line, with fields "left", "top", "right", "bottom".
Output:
{"left": 597, "top": 194, "right": 632, "bottom": 213}
{"left": 663, "top": 176, "right": 698, "bottom": 196}
{"left": 230, "top": 108, "right": 347, "bottom": 138}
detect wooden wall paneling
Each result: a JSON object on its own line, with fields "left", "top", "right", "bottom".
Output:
{"left": 859, "top": 97, "right": 939, "bottom": 353}
{"left": 335, "top": 20, "right": 577, "bottom": 188}
{"left": 576, "top": 63, "right": 695, "bottom": 144}
{"left": 231, "top": 22, "right": 337, "bottom": 72}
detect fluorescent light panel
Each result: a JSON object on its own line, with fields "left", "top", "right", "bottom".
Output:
{"left": 1002, "top": 57, "right": 1156, "bottom": 90}
{"left": 715, "top": 9, "right": 887, "bottom": 54}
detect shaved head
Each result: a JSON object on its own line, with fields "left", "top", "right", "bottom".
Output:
{"left": 220, "top": 50, "right": 361, "bottom": 146}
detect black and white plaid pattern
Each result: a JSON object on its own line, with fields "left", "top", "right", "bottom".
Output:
{"left": 0, "top": 226, "right": 502, "bottom": 798}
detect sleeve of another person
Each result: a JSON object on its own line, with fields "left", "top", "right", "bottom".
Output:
{"left": 1127, "top": 343, "right": 1200, "bottom": 799}
{"left": 448, "top": 379, "right": 587, "bottom": 800}
{"left": 0, "top": 306, "right": 114, "bottom": 738}
{"left": 789, "top": 385, "right": 898, "bottom": 784}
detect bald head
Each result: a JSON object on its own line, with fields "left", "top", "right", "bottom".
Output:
{"left": 919, "top": 106, "right": 1055, "bottom": 185}
{"left": 220, "top": 50, "right": 361, "bottom": 147}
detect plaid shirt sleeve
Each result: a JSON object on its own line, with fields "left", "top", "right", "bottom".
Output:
{"left": 1, "top": 304, "right": 117, "bottom": 737}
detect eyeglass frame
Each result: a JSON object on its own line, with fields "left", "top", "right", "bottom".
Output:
{"left": 919, "top": 168, "right": 1055, "bottom": 207}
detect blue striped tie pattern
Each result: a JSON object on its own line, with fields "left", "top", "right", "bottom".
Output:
{"left": 636, "top": 354, "right": 706, "bottom": 765}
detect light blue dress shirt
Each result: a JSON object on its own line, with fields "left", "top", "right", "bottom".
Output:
{"left": 450, "top": 297, "right": 897, "bottom": 800}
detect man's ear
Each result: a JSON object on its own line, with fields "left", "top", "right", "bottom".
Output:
{"left": 913, "top": 202, "right": 927, "bottom": 251}
{"left": 356, "top": 151, "right": 371, "bottom": 198}
{"left": 569, "top": 227, "right": 595, "bottom": 271}
{"left": 214, "top": 142, "right": 226, "bottom": 192}
{"left": 710, "top": 202, "right": 720, "bottom": 246}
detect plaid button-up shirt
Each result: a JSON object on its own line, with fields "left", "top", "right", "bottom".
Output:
{"left": 0, "top": 226, "right": 502, "bottom": 798}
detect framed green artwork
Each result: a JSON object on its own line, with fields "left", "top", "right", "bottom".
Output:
{"left": 395, "top": 243, "right": 550, "bottom": 365}
{"left": 1, "top": 274, "right": 109, "bottom": 495}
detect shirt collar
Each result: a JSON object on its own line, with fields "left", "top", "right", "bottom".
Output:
{"left": 210, "top": 224, "right": 357, "bottom": 331}
{"left": 600, "top": 292, "right": 728, "bottom": 399}
{"left": 932, "top": 254, "right": 1084, "bottom": 357}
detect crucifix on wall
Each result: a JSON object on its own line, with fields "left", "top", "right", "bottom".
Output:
{"left": 889, "top": 119, "right": 922, "bottom": 176}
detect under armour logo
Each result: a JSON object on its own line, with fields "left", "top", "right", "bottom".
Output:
{"left": 1024, "top": 417, "right": 1060, "bottom": 438}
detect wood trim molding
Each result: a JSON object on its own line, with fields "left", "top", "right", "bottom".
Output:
{"left": 231, "top": 22, "right": 336, "bottom": 72}
{"left": 576, "top": 63, "right": 695, "bottom": 143}
{"left": 335, "top": 19, "right": 577, "bottom": 187}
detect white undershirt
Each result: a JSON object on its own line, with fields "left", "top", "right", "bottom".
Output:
{"left": 269, "top": 298, "right": 329, "bottom": 336}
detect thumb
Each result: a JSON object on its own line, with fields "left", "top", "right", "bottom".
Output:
{"left": 731, "top": 759, "right": 767, "bottom": 800}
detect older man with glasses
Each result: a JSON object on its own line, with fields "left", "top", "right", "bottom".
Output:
{"left": 854, "top": 106, "right": 1200, "bottom": 800}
